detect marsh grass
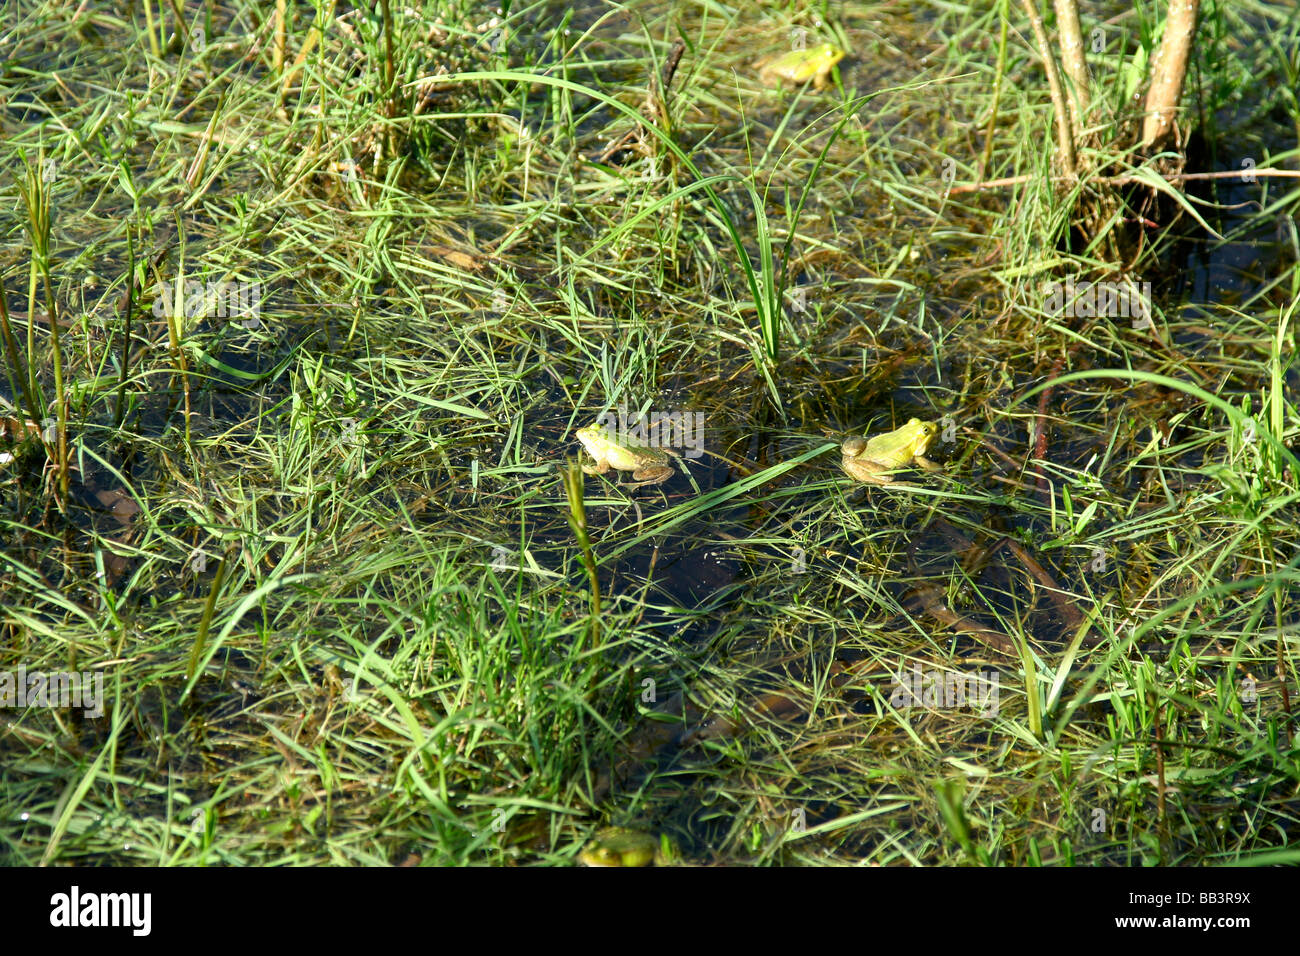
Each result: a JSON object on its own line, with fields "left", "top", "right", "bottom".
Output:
{"left": 1, "top": 0, "right": 1298, "bottom": 866}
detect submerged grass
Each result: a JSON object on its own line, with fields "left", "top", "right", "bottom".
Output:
{"left": 1, "top": 0, "right": 1299, "bottom": 866}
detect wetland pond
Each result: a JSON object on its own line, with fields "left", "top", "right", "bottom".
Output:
{"left": 1, "top": 1, "right": 1298, "bottom": 866}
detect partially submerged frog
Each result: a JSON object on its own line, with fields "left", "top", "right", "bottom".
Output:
{"left": 575, "top": 423, "right": 675, "bottom": 487}
{"left": 757, "top": 42, "right": 846, "bottom": 90}
{"left": 841, "top": 418, "right": 942, "bottom": 484}
{"left": 579, "top": 827, "right": 676, "bottom": 867}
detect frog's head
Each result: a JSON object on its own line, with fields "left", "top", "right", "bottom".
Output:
{"left": 903, "top": 418, "right": 938, "bottom": 455}
{"left": 579, "top": 827, "right": 663, "bottom": 867}
{"left": 575, "top": 423, "right": 608, "bottom": 452}
{"left": 580, "top": 843, "right": 627, "bottom": 867}
{"left": 810, "top": 43, "right": 846, "bottom": 70}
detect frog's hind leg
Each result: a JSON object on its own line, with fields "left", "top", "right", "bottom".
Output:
{"left": 841, "top": 456, "right": 892, "bottom": 484}
{"left": 630, "top": 465, "right": 674, "bottom": 486}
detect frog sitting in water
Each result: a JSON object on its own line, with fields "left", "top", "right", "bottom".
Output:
{"left": 841, "top": 418, "right": 942, "bottom": 484}
{"left": 575, "top": 422, "right": 676, "bottom": 487}
{"left": 757, "top": 42, "right": 846, "bottom": 90}
{"left": 579, "top": 827, "right": 676, "bottom": 867}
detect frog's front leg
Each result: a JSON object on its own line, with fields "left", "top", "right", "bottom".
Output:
{"left": 914, "top": 455, "right": 943, "bottom": 472}
{"left": 582, "top": 456, "right": 611, "bottom": 476}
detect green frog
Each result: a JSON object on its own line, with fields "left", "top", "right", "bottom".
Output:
{"left": 757, "top": 42, "right": 846, "bottom": 90}
{"left": 575, "top": 423, "right": 675, "bottom": 487}
{"left": 841, "top": 418, "right": 942, "bottom": 484}
{"left": 578, "top": 827, "right": 676, "bottom": 867}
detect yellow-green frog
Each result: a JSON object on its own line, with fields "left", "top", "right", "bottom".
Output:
{"left": 757, "top": 42, "right": 846, "bottom": 90}
{"left": 841, "top": 418, "right": 942, "bottom": 484}
{"left": 575, "top": 423, "right": 675, "bottom": 487}
{"left": 578, "top": 827, "right": 677, "bottom": 867}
